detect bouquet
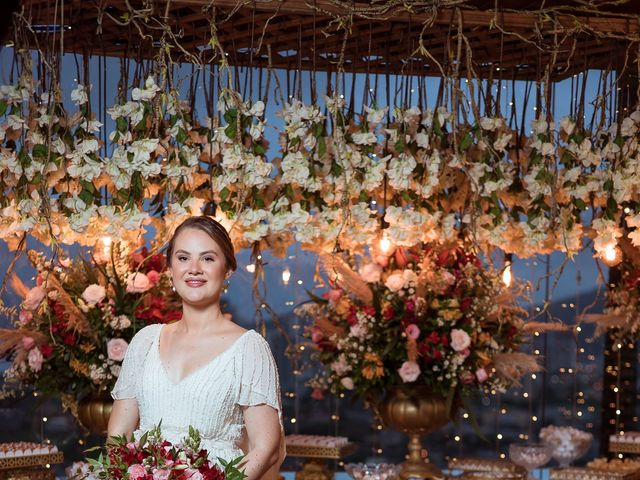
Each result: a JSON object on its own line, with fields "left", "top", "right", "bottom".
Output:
{"left": 87, "top": 424, "right": 246, "bottom": 480}
{"left": 0, "top": 242, "right": 181, "bottom": 409}
{"left": 298, "top": 241, "right": 538, "bottom": 403}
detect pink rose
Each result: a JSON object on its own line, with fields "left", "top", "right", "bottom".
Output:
{"left": 340, "top": 377, "right": 354, "bottom": 390}
{"left": 107, "top": 338, "right": 129, "bottom": 361}
{"left": 476, "top": 367, "right": 489, "bottom": 383}
{"left": 405, "top": 324, "right": 420, "bottom": 340}
{"left": 152, "top": 469, "right": 171, "bottom": 480}
{"left": 375, "top": 255, "right": 389, "bottom": 267}
{"left": 23, "top": 286, "right": 46, "bottom": 311}
{"left": 398, "top": 361, "right": 421, "bottom": 383}
{"left": 311, "top": 327, "right": 324, "bottom": 343}
{"left": 81, "top": 284, "right": 106, "bottom": 305}
{"left": 128, "top": 464, "right": 147, "bottom": 480}
{"left": 450, "top": 329, "right": 471, "bottom": 352}
{"left": 21, "top": 336, "right": 35, "bottom": 350}
{"left": 325, "top": 289, "right": 342, "bottom": 303}
{"left": 19, "top": 310, "right": 32, "bottom": 325}
{"left": 459, "top": 348, "right": 470, "bottom": 358}
{"left": 146, "top": 270, "right": 161, "bottom": 285}
{"left": 359, "top": 263, "right": 382, "bottom": 283}
{"left": 28, "top": 347, "right": 43, "bottom": 372}
{"left": 183, "top": 469, "right": 203, "bottom": 480}
{"left": 126, "top": 272, "right": 152, "bottom": 293}
{"left": 384, "top": 272, "right": 405, "bottom": 292}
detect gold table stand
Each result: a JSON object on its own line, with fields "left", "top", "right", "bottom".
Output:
{"left": 286, "top": 443, "right": 358, "bottom": 480}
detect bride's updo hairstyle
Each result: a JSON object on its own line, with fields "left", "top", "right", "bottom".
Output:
{"left": 166, "top": 216, "right": 238, "bottom": 272}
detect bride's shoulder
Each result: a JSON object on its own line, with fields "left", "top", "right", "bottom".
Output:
{"left": 129, "top": 323, "right": 163, "bottom": 346}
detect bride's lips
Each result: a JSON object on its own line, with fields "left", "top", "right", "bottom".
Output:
{"left": 185, "top": 279, "right": 207, "bottom": 287}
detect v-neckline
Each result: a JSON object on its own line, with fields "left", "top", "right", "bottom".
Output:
{"left": 156, "top": 324, "right": 253, "bottom": 386}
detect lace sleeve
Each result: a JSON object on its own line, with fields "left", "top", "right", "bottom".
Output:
{"left": 111, "top": 324, "right": 160, "bottom": 400}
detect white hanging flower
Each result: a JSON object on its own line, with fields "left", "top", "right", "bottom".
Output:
{"left": 131, "top": 76, "right": 160, "bottom": 101}
{"left": 560, "top": 116, "right": 575, "bottom": 135}
{"left": 70, "top": 84, "right": 89, "bottom": 105}
{"left": 363, "top": 105, "right": 388, "bottom": 126}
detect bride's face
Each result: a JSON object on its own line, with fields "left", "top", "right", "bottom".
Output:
{"left": 168, "top": 227, "right": 229, "bottom": 307}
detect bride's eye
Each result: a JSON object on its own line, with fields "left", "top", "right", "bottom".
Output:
{"left": 203, "top": 256, "right": 215, "bottom": 262}
{"left": 177, "top": 255, "right": 188, "bottom": 262}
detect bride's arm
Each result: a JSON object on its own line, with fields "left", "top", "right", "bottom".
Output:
{"left": 240, "top": 404, "right": 282, "bottom": 479}
{"left": 107, "top": 398, "right": 139, "bottom": 439}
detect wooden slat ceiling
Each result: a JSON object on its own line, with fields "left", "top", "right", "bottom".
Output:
{"left": 6, "top": 0, "right": 640, "bottom": 80}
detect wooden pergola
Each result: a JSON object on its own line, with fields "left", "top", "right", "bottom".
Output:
{"left": 4, "top": 0, "right": 640, "bottom": 80}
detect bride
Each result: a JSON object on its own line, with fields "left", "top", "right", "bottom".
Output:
{"left": 107, "top": 216, "right": 285, "bottom": 480}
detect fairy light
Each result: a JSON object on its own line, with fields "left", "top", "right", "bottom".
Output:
{"left": 502, "top": 263, "right": 512, "bottom": 287}
{"left": 602, "top": 243, "right": 621, "bottom": 266}
{"left": 246, "top": 263, "right": 256, "bottom": 273}
{"left": 101, "top": 236, "right": 112, "bottom": 256}
{"left": 379, "top": 234, "right": 392, "bottom": 254}
{"left": 282, "top": 267, "right": 291, "bottom": 285}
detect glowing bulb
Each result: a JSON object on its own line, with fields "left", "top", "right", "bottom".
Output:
{"left": 101, "top": 236, "right": 112, "bottom": 256}
{"left": 604, "top": 244, "right": 617, "bottom": 261}
{"left": 379, "top": 235, "right": 392, "bottom": 254}
{"left": 282, "top": 267, "right": 291, "bottom": 285}
{"left": 502, "top": 263, "right": 512, "bottom": 287}
{"left": 246, "top": 264, "right": 256, "bottom": 273}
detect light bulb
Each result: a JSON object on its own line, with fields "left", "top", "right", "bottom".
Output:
{"left": 282, "top": 267, "right": 291, "bottom": 285}
{"left": 379, "top": 235, "right": 392, "bottom": 254}
{"left": 602, "top": 243, "right": 621, "bottom": 266}
{"left": 101, "top": 236, "right": 112, "bottom": 256}
{"left": 246, "top": 264, "right": 256, "bottom": 273}
{"left": 502, "top": 263, "right": 512, "bottom": 287}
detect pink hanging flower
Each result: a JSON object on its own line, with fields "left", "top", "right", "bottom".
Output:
{"left": 397, "top": 361, "right": 421, "bottom": 383}
{"left": 405, "top": 324, "right": 420, "bottom": 340}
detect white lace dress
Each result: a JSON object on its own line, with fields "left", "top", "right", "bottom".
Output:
{"left": 111, "top": 324, "right": 285, "bottom": 479}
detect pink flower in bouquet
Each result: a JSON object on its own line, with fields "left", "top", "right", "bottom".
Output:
{"left": 21, "top": 336, "right": 35, "bottom": 350}
{"left": 146, "top": 270, "right": 161, "bottom": 285}
{"left": 127, "top": 464, "right": 147, "bottom": 480}
{"left": 107, "top": 338, "right": 129, "bottom": 361}
{"left": 18, "top": 310, "right": 32, "bottom": 325}
{"left": 384, "top": 272, "right": 405, "bottom": 292}
{"left": 126, "top": 272, "right": 153, "bottom": 293}
{"left": 340, "top": 377, "right": 354, "bottom": 390}
{"left": 398, "top": 361, "right": 421, "bottom": 383}
{"left": 28, "top": 347, "right": 43, "bottom": 371}
{"left": 324, "top": 289, "right": 342, "bottom": 304}
{"left": 450, "top": 329, "right": 471, "bottom": 352}
{"left": 359, "top": 263, "right": 382, "bottom": 283}
{"left": 475, "top": 367, "right": 489, "bottom": 383}
{"left": 81, "top": 284, "right": 106, "bottom": 305}
{"left": 152, "top": 469, "right": 171, "bottom": 480}
{"left": 405, "top": 324, "right": 420, "bottom": 340}
{"left": 349, "top": 323, "right": 367, "bottom": 339}
{"left": 23, "top": 286, "right": 46, "bottom": 311}
{"left": 183, "top": 469, "right": 204, "bottom": 480}
{"left": 311, "top": 326, "right": 324, "bottom": 343}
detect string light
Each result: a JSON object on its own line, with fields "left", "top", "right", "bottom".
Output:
{"left": 246, "top": 263, "right": 256, "bottom": 273}
{"left": 101, "top": 236, "right": 112, "bottom": 256}
{"left": 282, "top": 267, "right": 291, "bottom": 285}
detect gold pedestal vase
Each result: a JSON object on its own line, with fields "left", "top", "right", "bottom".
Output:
{"left": 376, "top": 386, "right": 453, "bottom": 480}
{"left": 77, "top": 395, "right": 113, "bottom": 435}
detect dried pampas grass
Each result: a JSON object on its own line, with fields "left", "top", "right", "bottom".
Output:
{"left": 320, "top": 254, "right": 373, "bottom": 304}
{"left": 42, "top": 274, "right": 91, "bottom": 335}
{"left": 493, "top": 352, "right": 542, "bottom": 387}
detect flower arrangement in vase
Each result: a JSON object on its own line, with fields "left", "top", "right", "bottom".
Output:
{"left": 0, "top": 241, "right": 181, "bottom": 425}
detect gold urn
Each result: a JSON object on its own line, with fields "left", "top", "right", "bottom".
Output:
{"left": 377, "top": 386, "right": 452, "bottom": 480}
{"left": 77, "top": 396, "right": 113, "bottom": 435}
